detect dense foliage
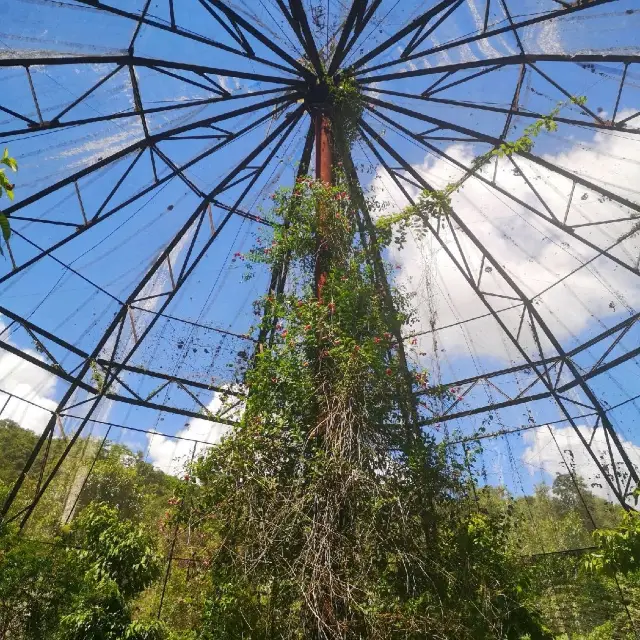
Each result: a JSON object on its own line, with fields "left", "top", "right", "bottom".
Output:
{"left": 1, "top": 418, "right": 640, "bottom": 639}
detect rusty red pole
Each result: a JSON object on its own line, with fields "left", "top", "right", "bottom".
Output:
{"left": 315, "top": 112, "right": 332, "bottom": 184}
{"left": 314, "top": 111, "right": 332, "bottom": 301}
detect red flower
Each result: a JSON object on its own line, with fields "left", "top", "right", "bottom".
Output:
{"left": 385, "top": 368, "right": 392, "bottom": 376}
{"left": 327, "top": 302, "right": 336, "bottom": 313}
{"left": 304, "top": 324, "right": 312, "bottom": 331}
{"left": 374, "top": 337, "right": 381, "bottom": 344}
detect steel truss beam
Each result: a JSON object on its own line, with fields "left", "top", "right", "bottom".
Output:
{"left": 70, "top": 0, "right": 308, "bottom": 76}
{"left": 1, "top": 105, "right": 305, "bottom": 525}
{"left": 420, "top": 343, "right": 640, "bottom": 426}
{"left": 347, "top": 0, "right": 466, "bottom": 71}
{"left": 363, "top": 98, "right": 640, "bottom": 276}
{"left": 0, "top": 303, "right": 247, "bottom": 398}
{"left": 0, "top": 55, "right": 303, "bottom": 87}
{"left": 358, "top": 118, "right": 640, "bottom": 507}
{"left": 353, "top": 0, "right": 619, "bottom": 74}
{"left": 362, "top": 86, "right": 640, "bottom": 135}
{"left": 359, "top": 54, "right": 640, "bottom": 83}
{"left": 327, "top": 0, "right": 383, "bottom": 76}
{"left": 0, "top": 97, "right": 293, "bottom": 286}
{"left": 417, "top": 310, "right": 640, "bottom": 403}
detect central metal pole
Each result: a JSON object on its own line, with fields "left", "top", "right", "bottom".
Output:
{"left": 314, "top": 111, "right": 332, "bottom": 301}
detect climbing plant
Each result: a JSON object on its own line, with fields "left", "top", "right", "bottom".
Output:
{"left": 0, "top": 148, "right": 17, "bottom": 256}
{"left": 186, "top": 169, "right": 549, "bottom": 639}
{"left": 375, "top": 97, "right": 586, "bottom": 250}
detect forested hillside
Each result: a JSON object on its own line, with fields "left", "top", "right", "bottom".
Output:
{"left": 1, "top": 417, "right": 639, "bottom": 639}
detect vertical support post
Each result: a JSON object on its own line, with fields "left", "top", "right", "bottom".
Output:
{"left": 314, "top": 111, "right": 332, "bottom": 300}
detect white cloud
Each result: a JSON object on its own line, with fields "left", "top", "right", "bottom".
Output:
{"left": 372, "top": 114, "right": 640, "bottom": 362}
{"left": 522, "top": 424, "right": 640, "bottom": 502}
{"left": 0, "top": 327, "right": 58, "bottom": 433}
{"left": 216, "top": 75, "right": 232, "bottom": 94}
{"left": 146, "top": 390, "right": 243, "bottom": 475}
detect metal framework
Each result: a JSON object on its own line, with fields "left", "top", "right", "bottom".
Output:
{"left": 0, "top": 0, "right": 639, "bottom": 527}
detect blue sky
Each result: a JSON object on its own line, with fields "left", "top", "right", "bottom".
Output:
{"left": 0, "top": 0, "right": 639, "bottom": 506}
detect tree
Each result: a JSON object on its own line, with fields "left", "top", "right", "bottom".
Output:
{"left": 0, "top": 419, "right": 39, "bottom": 486}
{"left": 0, "top": 502, "right": 167, "bottom": 640}
{"left": 57, "top": 503, "right": 166, "bottom": 640}
{"left": 75, "top": 443, "right": 176, "bottom": 522}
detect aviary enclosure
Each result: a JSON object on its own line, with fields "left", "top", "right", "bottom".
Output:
{"left": 0, "top": 0, "right": 639, "bottom": 638}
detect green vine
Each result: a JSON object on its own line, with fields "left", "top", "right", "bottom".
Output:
{"left": 327, "top": 72, "right": 364, "bottom": 145}
{"left": 375, "top": 97, "right": 586, "bottom": 250}
{"left": 90, "top": 360, "right": 106, "bottom": 392}
{"left": 0, "top": 148, "right": 17, "bottom": 257}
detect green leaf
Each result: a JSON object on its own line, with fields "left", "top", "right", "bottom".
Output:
{"left": 0, "top": 213, "right": 11, "bottom": 242}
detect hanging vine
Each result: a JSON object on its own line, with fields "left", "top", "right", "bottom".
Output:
{"left": 184, "top": 168, "right": 549, "bottom": 639}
